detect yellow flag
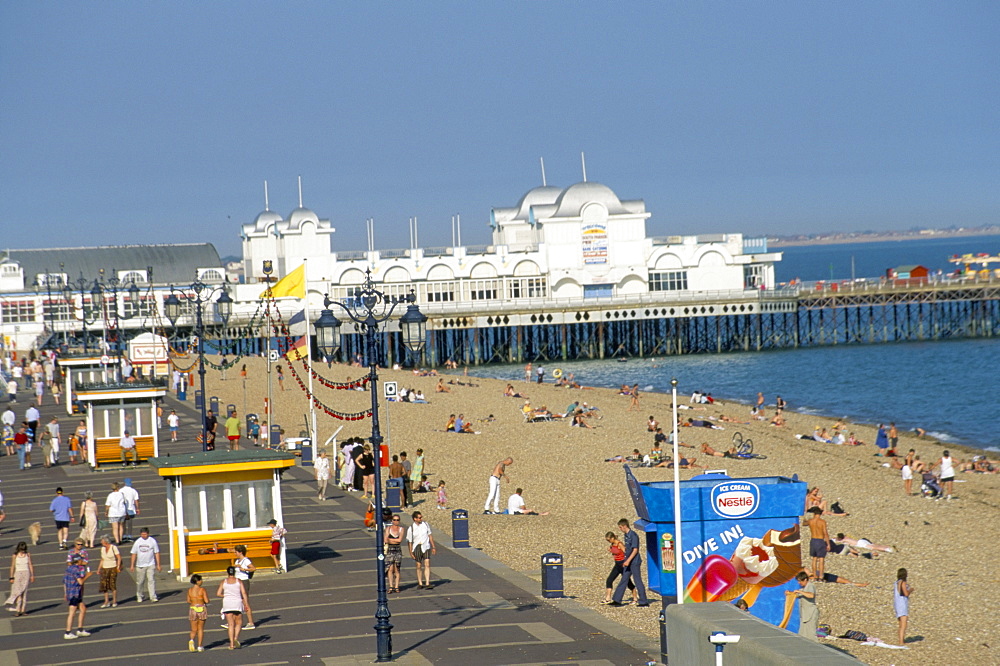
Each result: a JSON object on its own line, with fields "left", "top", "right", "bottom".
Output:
{"left": 264, "top": 263, "right": 306, "bottom": 299}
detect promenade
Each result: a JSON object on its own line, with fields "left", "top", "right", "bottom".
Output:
{"left": 0, "top": 392, "right": 656, "bottom": 665}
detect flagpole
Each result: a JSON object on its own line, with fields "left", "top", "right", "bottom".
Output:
{"left": 303, "top": 259, "right": 318, "bottom": 449}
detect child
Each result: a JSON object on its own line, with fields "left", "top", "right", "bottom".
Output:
{"left": 68, "top": 434, "right": 80, "bottom": 465}
{"left": 248, "top": 418, "right": 260, "bottom": 447}
{"left": 267, "top": 519, "right": 288, "bottom": 573}
{"left": 436, "top": 480, "right": 448, "bottom": 510}
{"left": 420, "top": 475, "right": 432, "bottom": 493}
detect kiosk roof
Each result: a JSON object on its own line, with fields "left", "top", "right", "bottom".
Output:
{"left": 148, "top": 449, "right": 296, "bottom": 476}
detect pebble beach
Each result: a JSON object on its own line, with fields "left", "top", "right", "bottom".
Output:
{"left": 202, "top": 356, "right": 999, "bottom": 666}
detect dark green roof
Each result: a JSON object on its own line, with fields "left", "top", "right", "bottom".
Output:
{"left": 148, "top": 448, "right": 295, "bottom": 470}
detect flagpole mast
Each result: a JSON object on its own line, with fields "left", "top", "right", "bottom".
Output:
{"left": 303, "top": 259, "right": 318, "bottom": 449}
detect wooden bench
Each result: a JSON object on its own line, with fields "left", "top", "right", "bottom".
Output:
{"left": 94, "top": 435, "right": 155, "bottom": 467}
{"left": 184, "top": 530, "right": 273, "bottom": 574}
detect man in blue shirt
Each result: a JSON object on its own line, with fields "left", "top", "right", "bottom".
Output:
{"left": 609, "top": 518, "right": 650, "bottom": 607}
{"left": 49, "top": 487, "right": 74, "bottom": 550}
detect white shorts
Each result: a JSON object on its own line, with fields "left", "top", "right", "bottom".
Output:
{"left": 901, "top": 466, "right": 912, "bottom": 480}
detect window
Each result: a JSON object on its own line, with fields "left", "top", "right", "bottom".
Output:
{"left": 181, "top": 479, "right": 275, "bottom": 533}
{"left": 43, "top": 299, "right": 74, "bottom": 322}
{"left": 649, "top": 271, "right": 688, "bottom": 292}
{"left": 507, "top": 277, "right": 548, "bottom": 300}
{"left": 120, "top": 270, "right": 148, "bottom": 284}
{"left": 123, "top": 296, "right": 154, "bottom": 319}
{"left": 197, "top": 268, "right": 225, "bottom": 283}
{"left": 1, "top": 300, "right": 36, "bottom": 324}
{"left": 584, "top": 284, "right": 614, "bottom": 299}
{"left": 424, "top": 281, "right": 455, "bottom": 303}
{"left": 744, "top": 264, "right": 765, "bottom": 289}
{"left": 469, "top": 279, "right": 499, "bottom": 300}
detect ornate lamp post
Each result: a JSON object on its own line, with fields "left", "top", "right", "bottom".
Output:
{"left": 63, "top": 273, "right": 102, "bottom": 352}
{"left": 163, "top": 279, "right": 232, "bottom": 451}
{"left": 90, "top": 269, "right": 140, "bottom": 381}
{"left": 313, "top": 271, "right": 427, "bottom": 663}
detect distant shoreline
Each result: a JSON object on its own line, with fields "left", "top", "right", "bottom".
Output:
{"left": 769, "top": 228, "right": 1000, "bottom": 248}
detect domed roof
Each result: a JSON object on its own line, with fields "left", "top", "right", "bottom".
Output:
{"left": 287, "top": 206, "right": 319, "bottom": 230}
{"left": 243, "top": 209, "right": 283, "bottom": 236}
{"left": 554, "top": 182, "right": 627, "bottom": 217}
{"left": 514, "top": 185, "right": 564, "bottom": 220}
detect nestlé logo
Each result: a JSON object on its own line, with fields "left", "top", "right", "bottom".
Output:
{"left": 710, "top": 482, "right": 760, "bottom": 519}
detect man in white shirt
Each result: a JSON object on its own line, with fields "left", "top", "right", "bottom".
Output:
{"left": 105, "top": 482, "right": 127, "bottom": 545}
{"left": 120, "top": 479, "right": 140, "bottom": 542}
{"left": 166, "top": 410, "right": 179, "bottom": 441}
{"left": 25, "top": 405, "right": 40, "bottom": 443}
{"left": 129, "top": 527, "right": 160, "bottom": 602}
{"left": 119, "top": 430, "right": 137, "bottom": 467}
{"left": 405, "top": 511, "right": 436, "bottom": 590}
{"left": 507, "top": 488, "right": 549, "bottom": 516}
{"left": 1, "top": 406, "right": 14, "bottom": 427}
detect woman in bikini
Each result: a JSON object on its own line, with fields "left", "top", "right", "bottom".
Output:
{"left": 384, "top": 514, "right": 405, "bottom": 593}
{"left": 187, "top": 574, "right": 209, "bottom": 652}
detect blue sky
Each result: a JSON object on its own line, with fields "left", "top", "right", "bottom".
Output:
{"left": 3, "top": 2, "right": 998, "bottom": 258}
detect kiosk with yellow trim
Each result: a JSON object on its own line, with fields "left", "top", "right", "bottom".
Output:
{"left": 148, "top": 449, "right": 296, "bottom": 579}
{"left": 75, "top": 380, "right": 167, "bottom": 468}
{"left": 59, "top": 353, "right": 111, "bottom": 416}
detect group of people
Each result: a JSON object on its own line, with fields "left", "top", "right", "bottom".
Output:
{"left": 3, "top": 406, "right": 89, "bottom": 469}
{"left": 3, "top": 527, "right": 160, "bottom": 641}
{"left": 891, "top": 448, "right": 959, "bottom": 499}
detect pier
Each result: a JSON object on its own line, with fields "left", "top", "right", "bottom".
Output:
{"left": 352, "top": 276, "right": 1000, "bottom": 366}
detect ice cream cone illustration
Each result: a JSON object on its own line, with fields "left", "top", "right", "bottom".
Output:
{"left": 683, "top": 554, "right": 738, "bottom": 603}
{"left": 759, "top": 524, "right": 802, "bottom": 587}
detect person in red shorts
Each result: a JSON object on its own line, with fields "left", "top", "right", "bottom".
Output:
{"left": 224, "top": 410, "right": 242, "bottom": 451}
{"left": 267, "top": 519, "right": 287, "bottom": 574}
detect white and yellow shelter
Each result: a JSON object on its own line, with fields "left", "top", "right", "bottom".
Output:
{"left": 148, "top": 449, "right": 296, "bottom": 579}
{"left": 74, "top": 380, "right": 166, "bottom": 467}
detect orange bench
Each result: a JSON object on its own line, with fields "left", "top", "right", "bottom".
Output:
{"left": 94, "top": 435, "right": 155, "bottom": 467}
{"left": 185, "top": 530, "right": 273, "bottom": 574}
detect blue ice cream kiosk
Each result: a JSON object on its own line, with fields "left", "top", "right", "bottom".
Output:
{"left": 625, "top": 467, "right": 808, "bottom": 630}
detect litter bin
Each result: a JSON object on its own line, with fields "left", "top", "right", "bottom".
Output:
{"left": 210, "top": 396, "right": 220, "bottom": 416}
{"left": 385, "top": 479, "right": 403, "bottom": 512}
{"left": 269, "top": 424, "right": 281, "bottom": 448}
{"left": 623, "top": 466, "right": 807, "bottom": 630}
{"left": 451, "top": 509, "right": 469, "bottom": 548}
{"left": 299, "top": 438, "right": 313, "bottom": 466}
{"left": 195, "top": 389, "right": 204, "bottom": 410}
{"left": 541, "top": 552, "right": 564, "bottom": 598}
{"left": 178, "top": 377, "right": 187, "bottom": 401}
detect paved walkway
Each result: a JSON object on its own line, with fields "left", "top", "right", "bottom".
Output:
{"left": 0, "top": 392, "right": 657, "bottom": 665}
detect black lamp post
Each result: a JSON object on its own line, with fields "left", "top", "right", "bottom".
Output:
{"left": 92, "top": 270, "right": 140, "bottom": 381}
{"left": 163, "top": 279, "right": 233, "bottom": 451}
{"left": 314, "top": 270, "right": 427, "bottom": 663}
{"left": 63, "top": 273, "right": 102, "bottom": 352}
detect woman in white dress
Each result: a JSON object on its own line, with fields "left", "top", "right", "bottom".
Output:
{"left": 315, "top": 451, "right": 331, "bottom": 499}
{"left": 217, "top": 566, "right": 248, "bottom": 649}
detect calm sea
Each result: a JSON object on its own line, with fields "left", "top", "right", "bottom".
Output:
{"left": 467, "top": 234, "right": 1000, "bottom": 453}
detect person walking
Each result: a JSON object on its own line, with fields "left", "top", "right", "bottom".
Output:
{"left": 601, "top": 532, "right": 637, "bottom": 605}
{"left": 4, "top": 542, "right": 34, "bottom": 616}
{"left": 167, "top": 410, "right": 179, "bottom": 442}
{"left": 895, "top": 568, "right": 913, "bottom": 646}
{"left": 97, "top": 536, "right": 121, "bottom": 608}
{"left": 79, "top": 492, "right": 100, "bottom": 548}
{"left": 410, "top": 449, "right": 425, "bottom": 494}
{"left": 187, "top": 574, "right": 209, "bottom": 652}
{"left": 314, "top": 450, "right": 331, "bottom": 500}
{"left": 218, "top": 567, "right": 248, "bottom": 649}
{"left": 608, "top": 519, "right": 650, "bottom": 607}
{"left": 120, "top": 479, "right": 140, "bottom": 542}
{"left": 225, "top": 410, "right": 242, "bottom": 451}
{"left": 105, "top": 483, "right": 127, "bottom": 545}
{"left": 406, "top": 511, "right": 436, "bottom": 590}
{"left": 62, "top": 553, "right": 92, "bottom": 640}
{"left": 129, "top": 527, "right": 160, "bottom": 602}
{"left": 232, "top": 545, "right": 257, "bottom": 629}
{"left": 50, "top": 487, "right": 74, "bottom": 550}
{"left": 267, "top": 519, "right": 287, "bottom": 574}
{"left": 483, "top": 458, "right": 513, "bottom": 515}
{"left": 385, "top": 514, "right": 404, "bottom": 593}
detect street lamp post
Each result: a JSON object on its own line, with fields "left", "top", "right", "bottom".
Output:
{"left": 314, "top": 271, "right": 427, "bottom": 663}
{"left": 163, "top": 279, "right": 232, "bottom": 452}
{"left": 670, "top": 378, "right": 684, "bottom": 604}
{"left": 63, "top": 273, "right": 102, "bottom": 352}
{"left": 91, "top": 269, "right": 140, "bottom": 381}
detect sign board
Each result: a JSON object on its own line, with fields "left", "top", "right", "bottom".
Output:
{"left": 383, "top": 381, "right": 397, "bottom": 398}
{"left": 100, "top": 355, "right": 111, "bottom": 365}
{"left": 268, "top": 350, "right": 280, "bottom": 362}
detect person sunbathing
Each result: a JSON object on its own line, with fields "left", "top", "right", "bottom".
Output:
{"left": 504, "top": 384, "right": 525, "bottom": 398}
{"left": 436, "top": 379, "right": 450, "bottom": 393}
{"left": 665, "top": 456, "right": 702, "bottom": 469}
{"left": 571, "top": 414, "right": 593, "bottom": 429}
{"left": 802, "top": 567, "right": 868, "bottom": 587}
{"left": 683, "top": 418, "right": 722, "bottom": 429}
{"left": 831, "top": 533, "right": 895, "bottom": 555}
{"left": 770, "top": 413, "right": 785, "bottom": 427}
{"left": 700, "top": 442, "right": 739, "bottom": 458}
{"left": 605, "top": 449, "right": 643, "bottom": 463}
